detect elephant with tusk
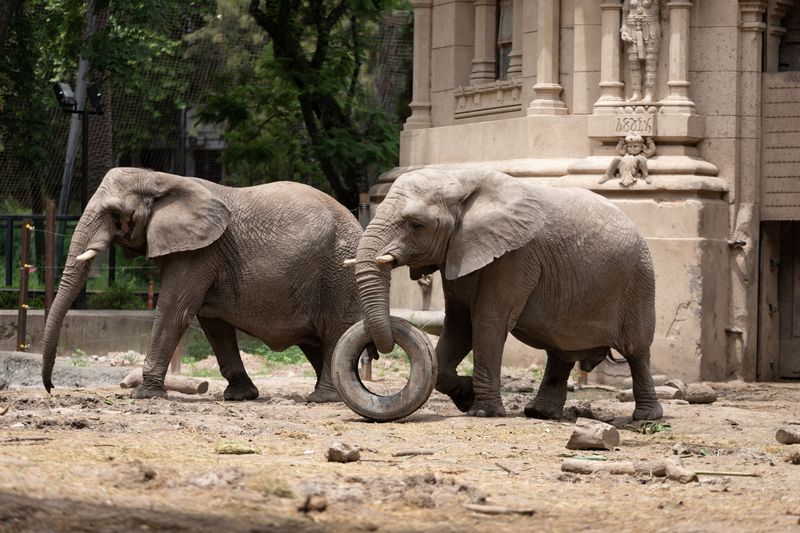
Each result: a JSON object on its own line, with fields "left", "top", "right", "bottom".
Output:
{"left": 42, "top": 167, "right": 363, "bottom": 402}
{"left": 353, "top": 168, "right": 662, "bottom": 421}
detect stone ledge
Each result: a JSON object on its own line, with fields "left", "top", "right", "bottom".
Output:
{"left": 372, "top": 157, "right": 724, "bottom": 198}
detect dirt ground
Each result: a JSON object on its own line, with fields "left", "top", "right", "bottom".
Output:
{"left": 1, "top": 350, "right": 799, "bottom": 533}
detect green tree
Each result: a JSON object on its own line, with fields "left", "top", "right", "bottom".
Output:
{"left": 245, "top": 0, "right": 402, "bottom": 209}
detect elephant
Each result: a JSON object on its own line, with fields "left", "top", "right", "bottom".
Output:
{"left": 354, "top": 168, "right": 662, "bottom": 420}
{"left": 42, "top": 167, "right": 362, "bottom": 402}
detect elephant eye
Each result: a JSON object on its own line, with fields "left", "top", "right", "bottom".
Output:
{"left": 409, "top": 221, "right": 425, "bottom": 231}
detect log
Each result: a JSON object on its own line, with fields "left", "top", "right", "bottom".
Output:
{"left": 617, "top": 386, "right": 683, "bottom": 402}
{"left": 776, "top": 427, "right": 800, "bottom": 445}
{"left": 119, "top": 368, "right": 209, "bottom": 395}
{"left": 566, "top": 418, "right": 620, "bottom": 451}
{"left": 561, "top": 459, "right": 666, "bottom": 477}
{"left": 664, "top": 456, "right": 698, "bottom": 483}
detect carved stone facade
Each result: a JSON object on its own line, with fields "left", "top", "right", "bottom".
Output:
{"left": 375, "top": 0, "right": 800, "bottom": 383}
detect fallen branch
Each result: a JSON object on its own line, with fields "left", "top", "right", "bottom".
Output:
{"left": 2, "top": 436, "right": 53, "bottom": 444}
{"left": 463, "top": 503, "right": 535, "bottom": 516}
{"left": 494, "top": 462, "right": 518, "bottom": 475}
{"left": 566, "top": 418, "right": 620, "bottom": 451}
{"left": 776, "top": 427, "right": 800, "bottom": 445}
{"left": 695, "top": 470, "right": 761, "bottom": 478}
{"left": 120, "top": 368, "right": 209, "bottom": 395}
{"left": 392, "top": 449, "right": 433, "bottom": 457}
{"left": 0, "top": 403, "right": 9, "bottom": 416}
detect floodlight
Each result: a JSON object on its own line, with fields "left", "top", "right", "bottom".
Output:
{"left": 52, "top": 82, "right": 77, "bottom": 110}
{"left": 87, "top": 85, "right": 104, "bottom": 114}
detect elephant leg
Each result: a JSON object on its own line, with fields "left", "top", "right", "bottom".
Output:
{"left": 300, "top": 343, "right": 340, "bottom": 403}
{"left": 198, "top": 316, "right": 258, "bottom": 401}
{"left": 625, "top": 349, "right": 663, "bottom": 420}
{"left": 524, "top": 351, "right": 574, "bottom": 420}
{"left": 132, "top": 260, "right": 210, "bottom": 400}
{"left": 467, "top": 319, "right": 508, "bottom": 417}
{"left": 434, "top": 309, "right": 474, "bottom": 412}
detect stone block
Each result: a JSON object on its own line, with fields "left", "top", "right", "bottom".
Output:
{"left": 691, "top": 27, "right": 738, "bottom": 72}
{"left": 690, "top": 70, "right": 738, "bottom": 116}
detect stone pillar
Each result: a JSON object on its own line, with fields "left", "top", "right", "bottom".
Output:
{"left": 470, "top": 0, "right": 498, "bottom": 84}
{"left": 661, "top": 0, "right": 696, "bottom": 114}
{"left": 507, "top": 0, "right": 524, "bottom": 78}
{"left": 729, "top": 0, "right": 768, "bottom": 380}
{"left": 594, "top": 1, "right": 624, "bottom": 113}
{"left": 766, "top": 0, "right": 793, "bottom": 73}
{"left": 528, "top": 0, "right": 568, "bottom": 115}
{"left": 404, "top": 0, "right": 433, "bottom": 130}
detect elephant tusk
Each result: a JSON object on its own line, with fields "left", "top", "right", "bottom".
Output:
{"left": 375, "top": 254, "right": 395, "bottom": 265}
{"left": 76, "top": 249, "right": 97, "bottom": 262}
{"left": 343, "top": 258, "right": 357, "bottom": 267}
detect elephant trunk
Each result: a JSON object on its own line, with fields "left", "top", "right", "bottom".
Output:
{"left": 42, "top": 209, "right": 107, "bottom": 392}
{"left": 355, "top": 224, "right": 396, "bottom": 354}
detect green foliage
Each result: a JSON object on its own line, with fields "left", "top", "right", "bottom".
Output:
{"left": 185, "top": 329, "right": 307, "bottom": 365}
{"left": 86, "top": 281, "right": 147, "bottom": 310}
{"left": 0, "top": 291, "right": 44, "bottom": 309}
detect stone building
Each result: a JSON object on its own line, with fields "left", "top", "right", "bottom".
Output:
{"left": 373, "top": 0, "right": 800, "bottom": 383}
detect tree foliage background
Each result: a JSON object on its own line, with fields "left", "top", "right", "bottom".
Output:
{"left": 0, "top": 0, "right": 411, "bottom": 214}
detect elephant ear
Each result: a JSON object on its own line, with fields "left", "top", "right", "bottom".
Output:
{"left": 146, "top": 174, "right": 231, "bottom": 258}
{"left": 445, "top": 178, "right": 549, "bottom": 280}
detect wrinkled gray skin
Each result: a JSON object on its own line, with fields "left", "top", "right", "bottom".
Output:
{"left": 42, "top": 167, "right": 361, "bottom": 402}
{"left": 355, "top": 168, "right": 662, "bottom": 420}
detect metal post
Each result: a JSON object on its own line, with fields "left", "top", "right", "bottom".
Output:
{"left": 358, "top": 192, "right": 371, "bottom": 229}
{"left": 81, "top": 110, "right": 89, "bottom": 211}
{"left": 16, "top": 220, "right": 32, "bottom": 352}
{"left": 44, "top": 201, "right": 56, "bottom": 321}
{"left": 4, "top": 218, "right": 12, "bottom": 286}
{"left": 108, "top": 244, "right": 116, "bottom": 286}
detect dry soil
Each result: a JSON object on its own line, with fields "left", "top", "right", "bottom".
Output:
{"left": 0, "top": 351, "right": 799, "bottom": 533}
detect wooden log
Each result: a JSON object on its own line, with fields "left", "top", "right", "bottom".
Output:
{"left": 617, "top": 386, "right": 683, "bottom": 402}
{"left": 561, "top": 458, "right": 667, "bottom": 477}
{"left": 664, "top": 456, "right": 698, "bottom": 483}
{"left": 119, "top": 368, "right": 209, "bottom": 395}
{"left": 566, "top": 418, "right": 620, "bottom": 451}
{"left": 776, "top": 427, "right": 800, "bottom": 445}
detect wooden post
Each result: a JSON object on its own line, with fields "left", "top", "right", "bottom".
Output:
{"left": 44, "top": 201, "right": 56, "bottom": 321}
{"left": 170, "top": 349, "right": 181, "bottom": 374}
{"left": 16, "top": 220, "right": 32, "bottom": 352}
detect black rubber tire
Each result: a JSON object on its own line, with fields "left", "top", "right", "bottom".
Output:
{"left": 332, "top": 317, "right": 437, "bottom": 422}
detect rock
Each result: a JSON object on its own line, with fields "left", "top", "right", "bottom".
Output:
{"left": 326, "top": 441, "right": 360, "bottom": 463}
{"left": 776, "top": 427, "right": 800, "bottom": 445}
{"left": 502, "top": 378, "right": 535, "bottom": 393}
{"left": 565, "top": 418, "right": 620, "bottom": 451}
{"left": 616, "top": 386, "right": 682, "bottom": 403}
{"left": 786, "top": 451, "right": 800, "bottom": 465}
{"left": 563, "top": 401, "right": 616, "bottom": 423}
{"left": 684, "top": 383, "right": 717, "bottom": 404}
{"left": 622, "top": 374, "right": 668, "bottom": 389}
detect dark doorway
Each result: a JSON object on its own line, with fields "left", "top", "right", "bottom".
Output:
{"left": 775, "top": 222, "right": 800, "bottom": 378}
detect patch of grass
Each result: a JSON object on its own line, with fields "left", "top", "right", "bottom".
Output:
{"left": 457, "top": 351, "right": 474, "bottom": 377}
{"left": 632, "top": 421, "right": 672, "bottom": 434}
{"left": 185, "top": 366, "right": 223, "bottom": 379}
{"left": 239, "top": 340, "right": 306, "bottom": 365}
{"left": 71, "top": 350, "right": 88, "bottom": 367}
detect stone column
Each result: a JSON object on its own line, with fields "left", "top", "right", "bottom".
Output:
{"left": 729, "top": 0, "right": 768, "bottom": 381}
{"left": 661, "top": 0, "right": 696, "bottom": 114}
{"left": 507, "top": 0, "right": 524, "bottom": 78}
{"left": 593, "top": 1, "right": 624, "bottom": 113}
{"left": 528, "top": 0, "right": 568, "bottom": 115}
{"left": 404, "top": 0, "right": 433, "bottom": 130}
{"left": 766, "top": 0, "right": 793, "bottom": 73}
{"left": 470, "top": 0, "right": 498, "bottom": 84}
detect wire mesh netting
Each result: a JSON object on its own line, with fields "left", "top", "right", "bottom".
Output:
{"left": 0, "top": 2, "right": 411, "bottom": 306}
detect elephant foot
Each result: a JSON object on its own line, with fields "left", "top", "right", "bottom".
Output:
{"left": 632, "top": 400, "right": 663, "bottom": 421}
{"left": 131, "top": 385, "right": 167, "bottom": 400}
{"left": 467, "top": 400, "right": 506, "bottom": 417}
{"left": 524, "top": 398, "right": 564, "bottom": 420}
{"left": 224, "top": 381, "right": 259, "bottom": 401}
{"left": 307, "top": 387, "right": 340, "bottom": 403}
{"left": 437, "top": 375, "right": 475, "bottom": 413}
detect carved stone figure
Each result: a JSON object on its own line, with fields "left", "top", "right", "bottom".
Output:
{"left": 600, "top": 133, "right": 657, "bottom": 186}
{"left": 621, "top": 0, "right": 662, "bottom": 103}
{"left": 42, "top": 168, "right": 363, "bottom": 403}
{"left": 353, "top": 168, "right": 663, "bottom": 421}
